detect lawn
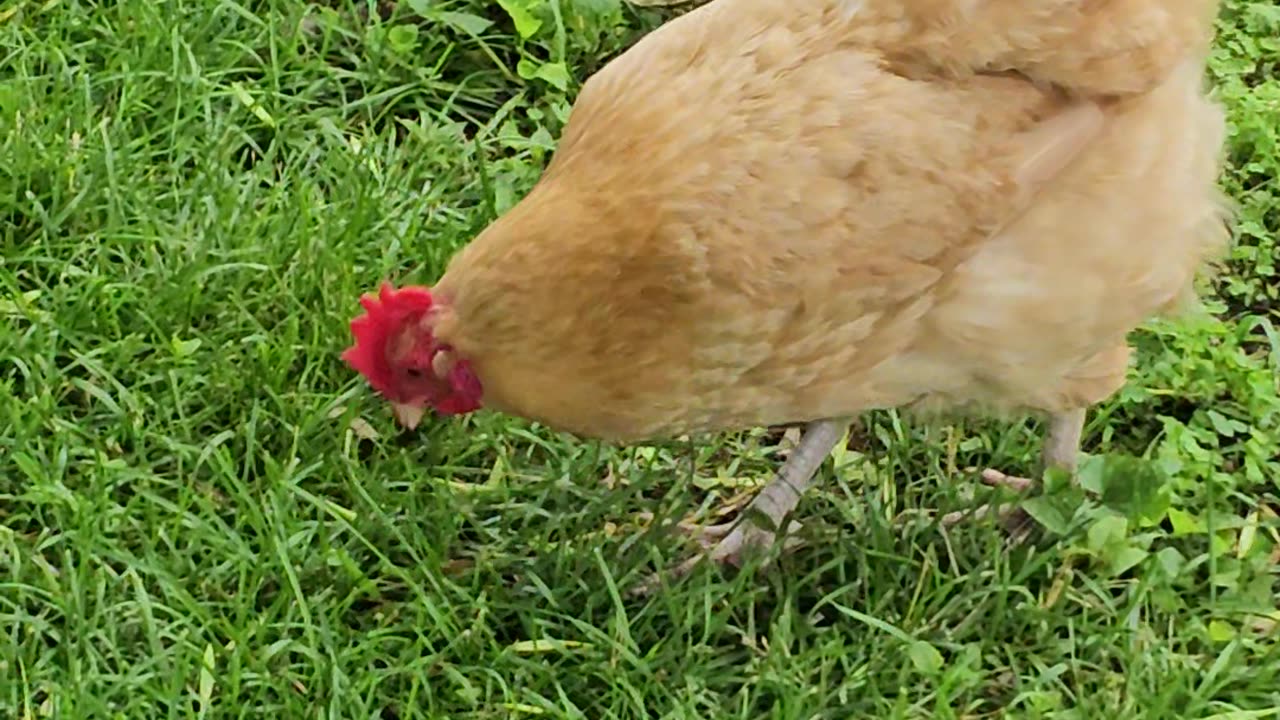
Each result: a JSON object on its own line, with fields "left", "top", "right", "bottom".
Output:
{"left": 2, "top": 0, "right": 1279, "bottom": 717}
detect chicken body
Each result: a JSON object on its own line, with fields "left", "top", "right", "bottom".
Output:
{"left": 366, "top": 0, "right": 1229, "bottom": 574}
{"left": 433, "top": 0, "right": 1227, "bottom": 440}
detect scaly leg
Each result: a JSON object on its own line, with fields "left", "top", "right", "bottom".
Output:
{"left": 983, "top": 407, "right": 1085, "bottom": 488}
{"left": 942, "top": 408, "right": 1086, "bottom": 532}
{"left": 687, "top": 418, "right": 847, "bottom": 564}
{"left": 630, "top": 419, "right": 845, "bottom": 595}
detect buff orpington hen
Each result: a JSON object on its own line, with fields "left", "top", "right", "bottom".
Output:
{"left": 342, "top": 0, "right": 1231, "bottom": 580}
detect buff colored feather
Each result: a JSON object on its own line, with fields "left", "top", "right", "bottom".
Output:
{"left": 627, "top": 0, "right": 1219, "bottom": 97}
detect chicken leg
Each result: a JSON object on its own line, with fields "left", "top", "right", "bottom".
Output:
{"left": 671, "top": 408, "right": 1086, "bottom": 554}
{"left": 632, "top": 407, "right": 1084, "bottom": 596}
{"left": 684, "top": 418, "right": 848, "bottom": 564}
{"left": 629, "top": 419, "right": 846, "bottom": 596}
{"left": 943, "top": 408, "right": 1086, "bottom": 534}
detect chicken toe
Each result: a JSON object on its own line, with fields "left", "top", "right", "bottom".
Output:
{"left": 942, "top": 408, "right": 1086, "bottom": 538}
{"left": 629, "top": 419, "right": 845, "bottom": 596}
{"left": 684, "top": 515, "right": 806, "bottom": 567}
{"left": 940, "top": 467, "right": 1038, "bottom": 538}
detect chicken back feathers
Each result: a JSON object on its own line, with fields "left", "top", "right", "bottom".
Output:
{"left": 630, "top": 0, "right": 1220, "bottom": 97}
{"left": 377, "top": 0, "right": 1229, "bottom": 443}
{"left": 872, "top": 0, "right": 1220, "bottom": 96}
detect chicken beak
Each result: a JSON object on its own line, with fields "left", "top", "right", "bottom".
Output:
{"left": 391, "top": 402, "right": 426, "bottom": 430}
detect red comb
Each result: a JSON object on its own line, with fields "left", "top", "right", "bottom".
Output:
{"left": 341, "top": 282, "right": 435, "bottom": 395}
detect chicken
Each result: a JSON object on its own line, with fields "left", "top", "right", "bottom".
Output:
{"left": 342, "top": 0, "right": 1230, "bottom": 579}
{"left": 627, "top": 0, "right": 1220, "bottom": 98}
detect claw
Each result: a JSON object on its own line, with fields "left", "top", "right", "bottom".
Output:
{"left": 629, "top": 419, "right": 845, "bottom": 597}
{"left": 978, "top": 468, "right": 1035, "bottom": 492}
{"left": 939, "top": 468, "right": 1035, "bottom": 529}
{"left": 629, "top": 517, "right": 804, "bottom": 597}
{"left": 937, "top": 468, "right": 1041, "bottom": 546}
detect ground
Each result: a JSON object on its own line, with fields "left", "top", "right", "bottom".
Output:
{"left": 2, "top": 1, "right": 1279, "bottom": 717}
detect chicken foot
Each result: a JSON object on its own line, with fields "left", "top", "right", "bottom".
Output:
{"left": 685, "top": 419, "right": 848, "bottom": 563}
{"left": 686, "top": 408, "right": 1086, "bottom": 548}
{"left": 630, "top": 419, "right": 846, "bottom": 595}
{"left": 633, "top": 409, "right": 1083, "bottom": 595}
{"left": 941, "top": 408, "right": 1085, "bottom": 537}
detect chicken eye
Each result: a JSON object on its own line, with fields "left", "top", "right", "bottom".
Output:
{"left": 405, "top": 368, "right": 425, "bottom": 379}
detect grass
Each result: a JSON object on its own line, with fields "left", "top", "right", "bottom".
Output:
{"left": 2, "top": 0, "right": 1278, "bottom": 717}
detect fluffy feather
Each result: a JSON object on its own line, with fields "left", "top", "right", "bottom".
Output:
{"left": 628, "top": 0, "right": 1219, "bottom": 97}
{"left": 348, "top": 0, "right": 1229, "bottom": 448}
